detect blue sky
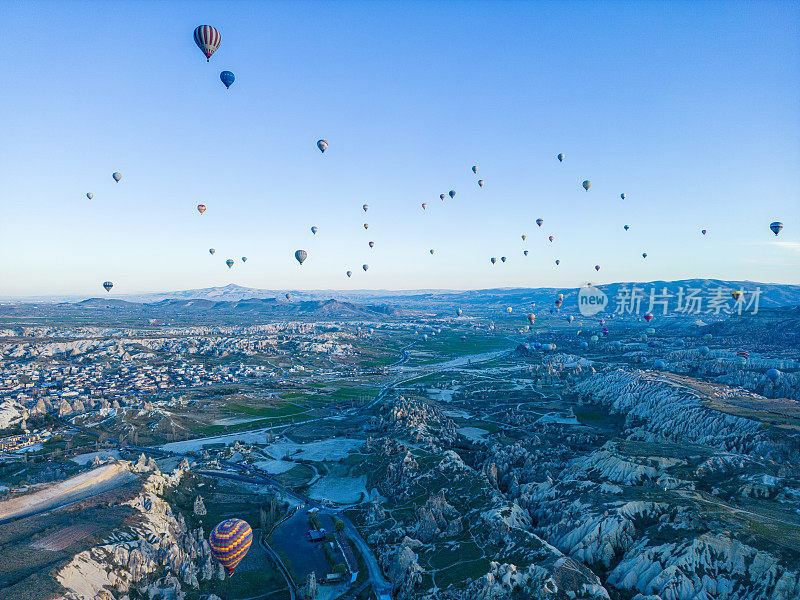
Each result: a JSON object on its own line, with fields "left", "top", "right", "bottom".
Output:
{"left": 0, "top": 0, "right": 798, "bottom": 295}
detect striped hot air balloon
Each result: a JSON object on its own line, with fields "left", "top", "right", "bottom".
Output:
{"left": 209, "top": 519, "right": 252, "bottom": 576}
{"left": 194, "top": 25, "right": 221, "bottom": 61}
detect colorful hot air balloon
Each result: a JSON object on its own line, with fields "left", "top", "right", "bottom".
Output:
{"left": 548, "top": 235, "right": 554, "bottom": 242}
{"left": 523, "top": 250, "right": 529, "bottom": 256}
{"left": 112, "top": 172, "right": 121, "bottom": 182}
{"left": 226, "top": 259, "right": 234, "bottom": 268}
{"left": 209, "top": 248, "right": 215, "bottom": 255}
{"left": 643, "top": 314, "right": 654, "bottom": 322}
{"left": 478, "top": 180, "right": 484, "bottom": 187}
{"left": 506, "top": 307, "right": 513, "bottom": 313}
{"left": 770, "top": 221, "right": 783, "bottom": 236}
{"left": 102, "top": 281, "right": 113, "bottom": 292}
{"left": 558, "top": 293, "right": 564, "bottom": 301}
{"left": 449, "top": 190, "right": 456, "bottom": 198}
{"left": 311, "top": 226, "right": 318, "bottom": 235}
{"left": 209, "top": 519, "right": 252, "bottom": 576}
{"left": 362, "top": 264, "right": 369, "bottom": 271}
{"left": 731, "top": 290, "right": 742, "bottom": 300}
{"left": 363, "top": 204, "right": 369, "bottom": 212}
{"left": 624, "top": 225, "right": 629, "bottom": 231}
{"left": 295, "top": 250, "right": 307, "bottom": 264}
{"left": 701, "top": 229, "right": 707, "bottom": 235}
{"left": 241, "top": 257, "right": 247, "bottom": 263}
{"left": 620, "top": 193, "right": 626, "bottom": 200}
{"left": 194, "top": 25, "right": 221, "bottom": 62}
{"left": 536, "top": 218, "right": 543, "bottom": 227}
{"left": 317, "top": 139, "right": 328, "bottom": 153}
{"left": 369, "top": 241, "right": 375, "bottom": 248}
{"left": 86, "top": 192, "right": 93, "bottom": 200}
{"left": 422, "top": 203, "right": 427, "bottom": 210}
{"left": 501, "top": 256, "right": 506, "bottom": 263}
{"left": 440, "top": 194, "right": 445, "bottom": 201}
{"left": 594, "top": 265, "right": 600, "bottom": 271}
{"left": 346, "top": 270, "right": 352, "bottom": 278}
{"left": 582, "top": 180, "right": 591, "bottom": 191}
{"left": 220, "top": 71, "right": 235, "bottom": 89}
{"left": 527, "top": 313, "right": 535, "bottom": 324}
{"left": 472, "top": 166, "right": 478, "bottom": 174}
{"left": 642, "top": 252, "right": 647, "bottom": 258}
{"left": 554, "top": 300, "right": 562, "bottom": 308}
{"left": 521, "top": 234, "right": 527, "bottom": 241}
{"left": 285, "top": 293, "right": 292, "bottom": 300}
{"left": 429, "top": 249, "right": 435, "bottom": 255}
{"left": 197, "top": 204, "right": 207, "bottom": 214}
{"left": 490, "top": 257, "right": 496, "bottom": 264}
{"left": 557, "top": 153, "right": 564, "bottom": 162}
{"left": 364, "top": 223, "right": 369, "bottom": 230}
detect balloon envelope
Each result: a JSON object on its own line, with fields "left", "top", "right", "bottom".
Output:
{"left": 536, "top": 219, "right": 543, "bottom": 227}
{"left": 363, "top": 204, "right": 369, "bottom": 212}
{"left": 220, "top": 70, "right": 235, "bottom": 89}
{"left": 197, "top": 204, "right": 206, "bottom": 214}
{"left": 194, "top": 25, "right": 221, "bottom": 61}
{"left": 86, "top": 193, "right": 93, "bottom": 200}
{"left": 311, "top": 226, "right": 318, "bottom": 235}
{"left": 317, "top": 139, "right": 328, "bottom": 153}
{"left": 346, "top": 270, "right": 352, "bottom": 278}
{"left": 770, "top": 221, "right": 783, "bottom": 236}
{"left": 557, "top": 153, "right": 564, "bottom": 162}
{"left": 362, "top": 264, "right": 369, "bottom": 271}
{"left": 209, "top": 248, "right": 215, "bottom": 255}
{"left": 295, "top": 250, "right": 307, "bottom": 264}
{"left": 582, "top": 180, "right": 591, "bottom": 191}
{"left": 226, "top": 259, "right": 234, "bottom": 268}
{"left": 112, "top": 172, "right": 121, "bottom": 182}
{"left": 472, "top": 166, "right": 478, "bottom": 173}
{"left": 478, "top": 180, "right": 484, "bottom": 187}
{"left": 102, "top": 281, "right": 113, "bottom": 292}
{"left": 209, "top": 519, "right": 252, "bottom": 575}
{"left": 449, "top": 190, "right": 456, "bottom": 198}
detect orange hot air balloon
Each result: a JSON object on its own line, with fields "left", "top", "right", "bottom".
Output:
{"left": 197, "top": 204, "right": 207, "bottom": 214}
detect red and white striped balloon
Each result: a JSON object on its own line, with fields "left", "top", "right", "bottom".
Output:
{"left": 194, "top": 25, "right": 221, "bottom": 62}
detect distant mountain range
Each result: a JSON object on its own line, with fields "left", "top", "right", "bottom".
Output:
{"left": 0, "top": 280, "right": 797, "bottom": 326}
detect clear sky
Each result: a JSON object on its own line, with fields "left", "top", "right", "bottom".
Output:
{"left": 1, "top": 0, "right": 798, "bottom": 296}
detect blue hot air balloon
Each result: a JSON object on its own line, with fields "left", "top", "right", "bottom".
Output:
{"left": 220, "top": 71, "right": 235, "bottom": 89}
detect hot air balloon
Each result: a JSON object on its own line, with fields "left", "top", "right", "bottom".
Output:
{"left": 295, "top": 250, "right": 307, "bottom": 265}
{"left": 521, "top": 234, "right": 527, "bottom": 241}
{"left": 440, "top": 194, "right": 445, "bottom": 201}
{"left": 422, "top": 203, "right": 427, "bottom": 210}
{"left": 102, "top": 281, "right": 113, "bottom": 292}
{"left": 554, "top": 300, "right": 562, "bottom": 308}
{"left": 209, "top": 248, "right": 215, "bottom": 255}
{"left": 86, "top": 193, "right": 93, "bottom": 200}
{"left": 364, "top": 223, "right": 369, "bottom": 230}
{"left": 112, "top": 172, "right": 121, "bottom": 182}
{"left": 241, "top": 257, "right": 247, "bottom": 263}
{"left": 645, "top": 327, "right": 656, "bottom": 335}
{"left": 194, "top": 25, "right": 221, "bottom": 62}
{"left": 701, "top": 229, "right": 707, "bottom": 235}
{"left": 555, "top": 259, "right": 560, "bottom": 265}
{"left": 766, "top": 368, "right": 780, "bottom": 383}
{"left": 523, "top": 250, "right": 529, "bottom": 256}
{"left": 317, "top": 139, "right": 328, "bottom": 153}
{"left": 624, "top": 225, "right": 629, "bottom": 231}
{"left": 346, "top": 270, "right": 352, "bottom": 278}
{"left": 558, "top": 293, "right": 564, "bottom": 301}
{"left": 548, "top": 236, "right": 554, "bottom": 242}
{"left": 567, "top": 315, "right": 574, "bottom": 323}
{"left": 536, "top": 218, "right": 543, "bottom": 227}
{"left": 642, "top": 252, "right": 647, "bottom": 258}
{"left": 307, "top": 226, "right": 317, "bottom": 236}
{"left": 620, "top": 193, "right": 626, "bottom": 200}
{"left": 557, "top": 153, "right": 564, "bottom": 162}
{"left": 594, "top": 265, "right": 600, "bottom": 271}
{"left": 478, "top": 180, "right": 484, "bottom": 188}
{"left": 285, "top": 293, "right": 292, "bottom": 300}
{"left": 449, "top": 190, "right": 456, "bottom": 198}
{"left": 472, "top": 166, "right": 478, "bottom": 174}
{"left": 507, "top": 307, "right": 513, "bottom": 313}
{"left": 362, "top": 264, "right": 369, "bottom": 271}
{"left": 220, "top": 71, "right": 235, "bottom": 89}
{"left": 490, "top": 257, "right": 496, "bottom": 264}
{"left": 501, "top": 256, "right": 506, "bottom": 263}
{"left": 209, "top": 519, "right": 252, "bottom": 576}
{"left": 643, "top": 314, "right": 654, "bottom": 322}
{"left": 731, "top": 290, "right": 742, "bottom": 300}
{"left": 590, "top": 335, "right": 599, "bottom": 342}
{"left": 582, "top": 180, "right": 591, "bottom": 191}
{"left": 226, "top": 259, "right": 234, "bottom": 268}
{"left": 369, "top": 241, "right": 375, "bottom": 248}
{"left": 457, "top": 309, "right": 463, "bottom": 316}
{"left": 197, "top": 204, "right": 207, "bottom": 214}
{"left": 770, "top": 222, "right": 783, "bottom": 236}
{"left": 429, "top": 249, "right": 435, "bottom": 254}
{"left": 363, "top": 204, "right": 369, "bottom": 212}
{"left": 527, "top": 313, "right": 535, "bottom": 324}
